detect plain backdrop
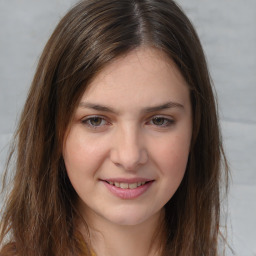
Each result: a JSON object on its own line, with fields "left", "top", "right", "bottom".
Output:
{"left": 0, "top": 0, "right": 255, "bottom": 255}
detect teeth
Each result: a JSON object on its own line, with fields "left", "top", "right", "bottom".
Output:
{"left": 120, "top": 183, "right": 128, "bottom": 189}
{"left": 129, "top": 183, "right": 140, "bottom": 189}
{"left": 108, "top": 181, "right": 148, "bottom": 189}
{"left": 128, "top": 183, "right": 138, "bottom": 189}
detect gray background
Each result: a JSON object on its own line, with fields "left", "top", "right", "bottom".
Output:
{"left": 0, "top": 0, "right": 255, "bottom": 255}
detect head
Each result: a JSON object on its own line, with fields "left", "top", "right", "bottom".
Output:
{"left": 1, "top": 0, "right": 227, "bottom": 255}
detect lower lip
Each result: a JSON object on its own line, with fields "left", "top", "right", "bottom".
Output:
{"left": 102, "top": 181, "right": 153, "bottom": 199}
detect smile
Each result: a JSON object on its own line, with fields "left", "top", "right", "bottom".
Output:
{"left": 106, "top": 181, "right": 147, "bottom": 189}
{"left": 102, "top": 179, "right": 154, "bottom": 199}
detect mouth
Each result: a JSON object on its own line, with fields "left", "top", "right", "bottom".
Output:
{"left": 105, "top": 181, "right": 150, "bottom": 189}
{"left": 101, "top": 179, "right": 154, "bottom": 199}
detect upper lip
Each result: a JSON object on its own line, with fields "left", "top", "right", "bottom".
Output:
{"left": 100, "top": 178, "right": 154, "bottom": 183}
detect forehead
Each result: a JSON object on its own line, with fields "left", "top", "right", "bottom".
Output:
{"left": 80, "top": 47, "right": 189, "bottom": 109}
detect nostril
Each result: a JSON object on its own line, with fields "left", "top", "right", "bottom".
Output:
{"left": 109, "top": 140, "right": 148, "bottom": 170}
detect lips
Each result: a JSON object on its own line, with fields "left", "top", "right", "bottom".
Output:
{"left": 101, "top": 178, "right": 154, "bottom": 199}
{"left": 106, "top": 181, "right": 147, "bottom": 189}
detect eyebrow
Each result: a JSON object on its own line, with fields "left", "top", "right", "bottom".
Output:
{"left": 79, "top": 102, "right": 116, "bottom": 113}
{"left": 78, "top": 101, "right": 184, "bottom": 114}
{"left": 143, "top": 102, "right": 184, "bottom": 113}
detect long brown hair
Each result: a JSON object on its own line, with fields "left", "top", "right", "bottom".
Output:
{"left": 0, "top": 0, "right": 229, "bottom": 255}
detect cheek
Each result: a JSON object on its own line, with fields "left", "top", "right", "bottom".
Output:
{"left": 63, "top": 129, "right": 108, "bottom": 176}
{"left": 153, "top": 134, "right": 190, "bottom": 177}
{"left": 153, "top": 135, "right": 190, "bottom": 203}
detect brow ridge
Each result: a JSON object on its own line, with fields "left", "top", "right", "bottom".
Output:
{"left": 79, "top": 101, "right": 184, "bottom": 114}
{"left": 143, "top": 102, "right": 184, "bottom": 113}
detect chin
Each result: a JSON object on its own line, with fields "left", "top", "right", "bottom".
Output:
{"left": 107, "top": 215, "right": 147, "bottom": 226}
{"left": 102, "top": 207, "right": 159, "bottom": 227}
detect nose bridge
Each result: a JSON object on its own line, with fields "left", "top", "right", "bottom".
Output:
{"left": 111, "top": 123, "right": 147, "bottom": 170}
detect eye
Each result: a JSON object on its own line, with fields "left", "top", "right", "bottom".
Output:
{"left": 148, "top": 116, "right": 174, "bottom": 127}
{"left": 82, "top": 116, "right": 108, "bottom": 128}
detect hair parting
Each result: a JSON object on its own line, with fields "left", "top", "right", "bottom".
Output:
{"left": 1, "top": 1, "right": 229, "bottom": 255}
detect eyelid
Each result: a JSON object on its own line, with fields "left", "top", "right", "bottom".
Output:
{"left": 80, "top": 114, "right": 175, "bottom": 129}
{"left": 81, "top": 115, "right": 110, "bottom": 128}
{"left": 146, "top": 115, "right": 175, "bottom": 127}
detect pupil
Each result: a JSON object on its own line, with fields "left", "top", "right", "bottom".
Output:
{"left": 153, "top": 117, "right": 164, "bottom": 125}
{"left": 91, "top": 117, "right": 101, "bottom": 126}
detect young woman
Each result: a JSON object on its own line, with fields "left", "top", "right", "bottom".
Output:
{"left": 0, "top": 0, "right": 229, "bottom": 255}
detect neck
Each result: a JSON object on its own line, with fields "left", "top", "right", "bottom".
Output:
{"left": 79, "top": 209, "right": 165, "bottom": 256}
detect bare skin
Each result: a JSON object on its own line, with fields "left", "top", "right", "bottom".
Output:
{"left": 63, "top": 47, "right": 192, "bottom": 256}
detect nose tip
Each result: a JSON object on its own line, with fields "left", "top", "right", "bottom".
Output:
{"left": 112, "top": 149, "right": 148, "bottom": 171}
{"left": 110, "top": 132, "right": 148, "bottom": 171}
{"left": 111, "top": 148, "right": 148, "bottom": 171}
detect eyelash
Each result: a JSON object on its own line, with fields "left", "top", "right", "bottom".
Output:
{"left": 81, "top": 115, "right": 175, "bottom": 129}
{"left": 147, "top": 116, "right": 175, "bottom": 127}
{"left": 81, "top": 116, "right": 109, "bottom": 129}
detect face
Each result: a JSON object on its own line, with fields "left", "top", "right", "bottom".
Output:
{"left": 63, "top": 47, "right": 192, "bottom": 227}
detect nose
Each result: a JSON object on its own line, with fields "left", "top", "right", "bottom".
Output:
{"left": 110, "top": 125, "right": 148, "bottom": 171}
